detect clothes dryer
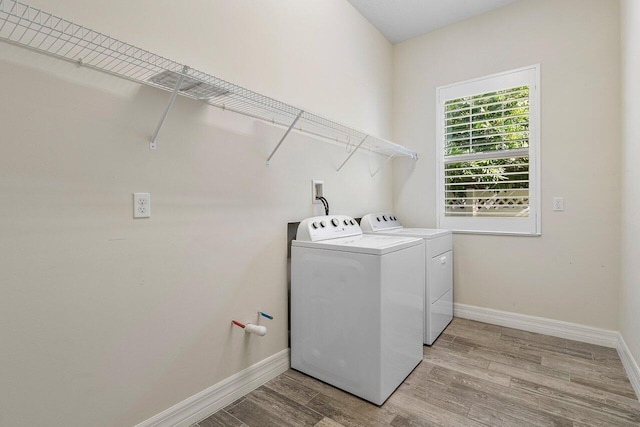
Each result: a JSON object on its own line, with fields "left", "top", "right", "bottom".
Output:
{"left": 361, "top": 213, "right": 453, "bottom": 345}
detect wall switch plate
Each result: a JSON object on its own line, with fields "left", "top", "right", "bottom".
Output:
{"left": 133, "top": 193, "right": 151, "bottom": 218}
{"left": 312, "top": 180, "right": 324, "bottom": 204}
{"left": 553, "top": 196, "right": 564, "bottom": 211}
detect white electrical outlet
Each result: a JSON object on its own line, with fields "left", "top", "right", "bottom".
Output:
{"left": 553, "top": 196, "right": 564, "bottom": 211}
{"left": 312, "top": 180, "right": 324, "bottom": 204}
{"left": 133, "top": 193, "right": 151, "bottom": 218}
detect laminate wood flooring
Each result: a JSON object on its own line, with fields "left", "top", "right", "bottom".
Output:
{"left": 195, "top": 318, "right": 640, "bottom": 427}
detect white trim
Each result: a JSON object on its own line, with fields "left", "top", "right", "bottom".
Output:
{"left": 453, "top": 303, "right": 618, "bottom": 348}
{"left": 435, "top": 64, "right": 541, "bottom": 236}
{"left": 135, "top": 349, "right": 290, "bottom": 427}
{"left": 616, "top": 333, "right": 640, "bottom": 400}
{"left": 452, "top": 230, "right": 541, "bottom": 237}
{"left": 437, "top": 64, "right": 544, "bottom": 93}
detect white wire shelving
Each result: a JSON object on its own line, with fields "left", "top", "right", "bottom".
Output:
{"left": 0, "top": 0, "right": 418, "bottom": 170}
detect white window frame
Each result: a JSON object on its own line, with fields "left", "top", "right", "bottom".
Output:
{"left": 436, "top": 65, "right": 541, "bottom": 236}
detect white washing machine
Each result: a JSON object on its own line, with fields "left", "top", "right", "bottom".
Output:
{"left": 291, "top": 215, "right": 424, "bottom": 405}
{"left": 361, "top": 213, "right": 453, "bottom": 345}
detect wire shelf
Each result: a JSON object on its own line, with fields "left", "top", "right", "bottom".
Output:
{"left": 0, "top": 0, "right": 418, "bottom": 162}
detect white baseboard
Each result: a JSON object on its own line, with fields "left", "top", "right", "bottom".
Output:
{"left": 453, "top": 303, "right": 619, "bottom": 348}
{"left": 135, "top": 349, "right": 290, "bottom": 427}
{"left": 134, "top": 304, "right": 640, "bottom": 427}
{"left": 616, "top": 333, "right": 640, "bottom": 400}
{"left": 453, "top": 303, "right": 640, "bottom": 401}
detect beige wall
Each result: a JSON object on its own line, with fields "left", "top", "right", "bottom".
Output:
{"left": 620, "top": 0, "right": 640, "bottom": 368}
{"left": 0, "top": 1, "right": 394, "bottom": 426}
{"left": 392, "top": 0, "right": 621, "bottom": 329}
{"left": 1, "top": 1, "right": 632, "bottom": 425}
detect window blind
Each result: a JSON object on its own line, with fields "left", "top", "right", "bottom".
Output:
{"left": 443, "top": 86, "right": 530, "bottom": 217}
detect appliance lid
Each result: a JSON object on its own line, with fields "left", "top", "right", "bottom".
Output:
{"left": 292, "top": 233, "right": 423, "bottom": 255}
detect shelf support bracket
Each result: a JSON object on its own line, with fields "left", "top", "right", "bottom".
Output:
{"left": 266, "top": 110, "right": 304, "bottom": 166}
{"left": 337, "top": 135, "right": 368, "bottom": 172}
{"left": 371, "top": 153, "right": 395, "bottom": 177}
{"left": 149, "top": 66, "right": 188, "bottom": 150}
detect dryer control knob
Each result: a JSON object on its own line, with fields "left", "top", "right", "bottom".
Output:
{"left": 320, "top": 220, "right": 327, "bottom": 228}
{"left": 331, "top": 218, "right": 339, "bottom": 227}
{"left": 376, "top": 216, "right": 381, "bottom": 222}
{"left": 343, "top": 219, "right": 349, "bottom": 226}
{"left": 350, "top": 219, "right": 356, "bottom": 225}
{"left": 383, "top": 215, "right": 388, "bottom": 221}
{"left": 311, "top": 222, "right": 319, "bottom": 229}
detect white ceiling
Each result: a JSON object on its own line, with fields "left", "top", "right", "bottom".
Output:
{"left": 347, "top": 0, "right": 521, "bottom": 44}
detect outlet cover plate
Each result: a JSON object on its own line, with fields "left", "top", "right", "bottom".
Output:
{"left": 553, "top": 196, "right": 564, "bottom": 211}
{"left": 133, "top": 193, "right": 151, "bottom": 218}
{"left": 312, "top": 180, "right": 324, "bottom": 204}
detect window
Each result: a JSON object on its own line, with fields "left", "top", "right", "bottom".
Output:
{"left": 436, "top": 66, "right": 540, "bottom": 235}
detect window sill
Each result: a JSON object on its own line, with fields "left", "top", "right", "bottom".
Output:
{"left": 451, "top": 230, "right": 541, "bottom": 237}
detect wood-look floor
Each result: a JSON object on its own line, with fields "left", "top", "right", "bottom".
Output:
{"left": 195, "top": 318, "right": 640, "bottom": 427}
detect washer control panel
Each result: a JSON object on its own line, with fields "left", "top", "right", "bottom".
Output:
{"left": 296, "top": 215, "right": 361, "bottom": 242}
{"left": 360, "top": 212, "right": 402, "bottom": 233}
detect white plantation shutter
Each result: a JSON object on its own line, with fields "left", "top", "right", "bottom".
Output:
{"left": 436, "top": 66, "right": 540, "bottom": 235}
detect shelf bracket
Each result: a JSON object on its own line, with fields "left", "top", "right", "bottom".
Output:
{"left": 371, "top": 153, "right": 395, "bottom": 177}
{"left": 337, "top": 135, "right": 368, "bottom": 173}
{"left": 266, "top": 110, "right": 304, "bottom": 166}
{"left": 149, "top": 66, "right": 188, "bottom": 150}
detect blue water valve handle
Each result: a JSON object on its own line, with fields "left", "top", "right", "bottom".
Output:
{"left": 258, "top": 311, "right": 273, "bottom": 320}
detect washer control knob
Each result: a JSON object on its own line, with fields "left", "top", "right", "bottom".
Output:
{"left": 383, "top": 215, "right": 388, "bottom": 221}
{"left": 350, "top": 219, "right": 356, "bottom": 225}
{"left": 331, "top": 218, "right": 339, "bottom": 227}
{"left": 312, "top": 222, "right": 319, "bottom": 229}
{"left": 320, "top": 220, "right": 327, "bottom": 228}
{"left": 343, "top": 219, "right": 349, "bottom": 226}
{"left": 376, "top": 216, "right": 381, "bottom": 222}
